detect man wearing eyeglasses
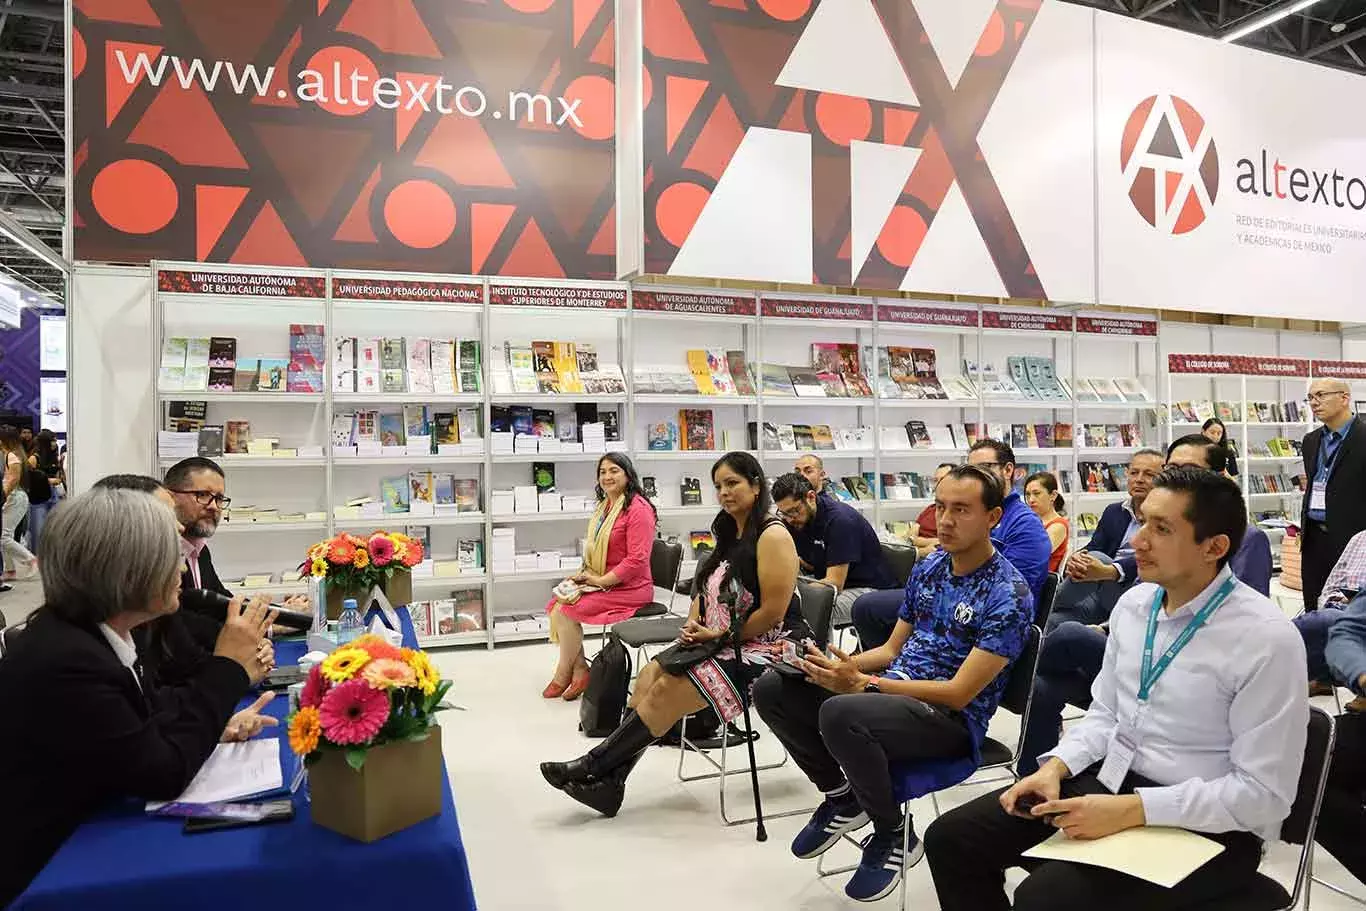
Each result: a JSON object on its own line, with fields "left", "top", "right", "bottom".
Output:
{"left": 1301, "top": 378, "right": 1366, "bottom": 614}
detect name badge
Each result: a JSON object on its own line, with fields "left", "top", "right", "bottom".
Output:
{"left": 1097, "top": 725, "right": 1137, "bottom": 794}
{"left": 1310, "top": 480, "right": 1328, "bottom": 513}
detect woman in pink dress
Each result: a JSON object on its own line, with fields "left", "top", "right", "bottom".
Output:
{"left": 544, "top": 452, "right": 658, "bottom": 700}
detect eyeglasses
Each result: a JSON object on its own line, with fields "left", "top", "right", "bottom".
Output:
{"left": 1307, "top": 391, "right": 1348, "bottom": 403}
{"left": 171, "top": 489, "right": 231, "bottom": 509}
{"left": 777, "top": 505, "right": 807, "bottom": 521}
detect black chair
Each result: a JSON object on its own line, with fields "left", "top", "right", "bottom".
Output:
{"left": 1200, "top": 707, "right": 1335, "bottom": 911}
{"left": 610, "top": 539, "right": 687, "bottom": 666}
{"left": 1035, "top": 572, "right": 1060, "bottom": 629}
{"left": 881, "top": 542, "right": 918, "bottom": 588}
{"left": 677, "top": 581, "right": 836, "bottom": 827}
{"left": 970, "top": 624, "right": 1043, "bottom": 778}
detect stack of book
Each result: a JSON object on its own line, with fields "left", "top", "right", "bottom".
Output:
{"left": 333, "top": 337, "right": 482, "bottom": 395}
{"left": 408, "top": 590, "right": 487, "bottom": 638}
{"left": 332, "top": 406, "right": 482, "bottom": 456}
{"left": 1248, "top": 438, "right": 1302, "bottom": 458}
{"left": 494, "top": 340, "right": 626, "bottom": 395}
{"left": 1247, "top": 473, "right": 1302, "bottom": 495}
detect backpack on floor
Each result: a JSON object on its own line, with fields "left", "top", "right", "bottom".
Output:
{"left": 579, "top": 633, "right": 632, "bottom": 738}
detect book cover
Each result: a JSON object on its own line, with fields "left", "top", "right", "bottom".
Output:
{"left": 382, "top": 368, "right": 407, "bottom": 393}
{"left": 159, "top": 337, "right": 188, "bottom": 391}
{"left": 811, "top": 343, "right": 843, "bottom": 377}
{"left": 680, "top": 477, "right": 703, "bottom": 505}
{"left": 1028, "top": 357, "right": 1067, "bottom": 400}
{"left": 408, "top": 602, "right": 433, "bottom": 638}
{"left": 844, "top": 475, "right": 874, "bottom": 501}
{"left": 705, "top": 349, "right": 737, "bottom": 395}
{"left": 594, "top": 363, "right": 626, "bottom": 395}
{"left": 1007, "top": 357, "right": 1039, "bottom": 399}
{"left": 532, "top": 462, "right": 556, "bottom": 492}
{"left": 197, "top": 425, "right": 224, "bottom": 457}
{"left": 179, "top": 338, "right": 211, "bottom": 392}
{"left": 647, "top": 422, "right": 677, "bottom": 450}
{"left": 532, "top": 409, "right": 556, "bottom": 438}
{"left": 354, "top": 410, "right": 378, "bottom": 443}
{"left": 553, "top": 341, "right": 582, "bottom": 394}
{"left": 403, "top": 404, "right": 430, "bottom": 439}
{"left": 836, "top": 344, "right": 873, "bottom": 397}
{"left": 1010, "top": 424, "right": 1029, "bottom": 449}
{"left": 457, "top": 408, "right": 481, "bottom": 442}
{"left": 1106, "top": 424, "right": 1124, "bottom": 447}
{"left": 433, "top": 473, "right": 456, "bottom": 506}
{"left": 827, "top": 483, "right": 856, "bottom": 503}
{"left": 330, "top": 413, "right": 355, "bottom": 447}
{"left": 963, "top": 423, "right": 981, "bottom": 446}
{"left": 381, "top": 476, "right": 410, "bottom": 513}
{"left": 1034, "top": 423, "right": 1056, "bottom": 448}
{"left": 679, "top": 409, "right": 716, "bottom": 451}
{"left": 792, "top": 424, "right": 816, "bottom": 450}
{"left": 490, "top": 405, "right": 512, "bottom": 433}
{"left": 509, "top": 344, "right": 537, "bottom": 393}
{"left": 208, "top": 337, "right": 236, "bottom": 368}
{"left": 457, "top": 340, "right": 482, "bottom": 394}
{"left": 1114, "top": 377, "right": 1149, "bottom": 402}
{"left": 1072, "top": 378, "right": 1100, "bottom": 402}
{"left": 454, "top": 589, "right": 485, "bottom": 629}
{"left": 886, "top": 347, "right": 922, "bottom": 397}
{"left": 380, "top": 338, "right": 406, "bottom": 370}
{"left": 788, "top": 367, "right": 827, "bottom": 397}
{"left": 229, "top": 359, "right": 258, "bottom": 392}
{"left": 431, "top": 601, "right": 457, "bottom": 636}
{"left": 686, "top": 349, "right": 716, "bottom": 395}
{"left": 453, "top": 478, "right": 480, "bottom": 512}
{"left": 532, "top": 341, "right": 559, "bottom": 392}
{"left": 256, "top": 359, "right": 288, "bottom": 391}
{"left": 810, "top": 424, "right": 836, "bottom": 451}
{"left": 760, "top": 363, "right": 795, "bottom": 395}
{"left": 642, "top": 476, "right": 658, "bottom": 499}
{"left": 433, "top": 412, "right": 460, "bottom": 445}
{"left": 773, "top": 424, "right": 797, "bottom": 451}
{"left": 225, "top": 420, "right": 252, "bottom": 454}
{"left": 602, "top": 410, "right": 620, "bottom": 442}
{"left": 986, "top": 422, "right": 1009, "bottom": 444}
{"left": 510, "top": 406, "right": 535, "bottom": 437}
{"left": 576, "top": 343, "right": 599, "bottom": 377}
{"left": 203, "top": 365, "right": 233, "bottom": 392}
{"left": 409, "top": 470, "right": 434, "bottom": 505}
{"left": 912, "top": 348, "right": 947, "bottom": 399}
{"left": 816, "top": 372, "right": 848, "bottom": 397}
{"left": 165, "top": 400, "right": 207, "bottom": 432}
{"left": 430, "top": 339, "right": 456, "bottom": 394}
{"left": 379, "top": 412, "right": 407, "bottom": 446}
{"left": 1092, "top": 378, "right": 1125, "bottom": 403}
{"left": 726, "top": 350, "right": 756, "bottom": 395}
{"left": 905, "top": 421, "right": 932, "bottom": 448}
{"left": 407, "top": 338, "right": 435, "bottom": 394}
{"left": 287, "top": 325, "right": 325, "bottom": 393}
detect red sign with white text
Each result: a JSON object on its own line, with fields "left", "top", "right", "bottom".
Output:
{"left": 1243, "top": 357, "right": 1310, "bottom": 378}
{"left": 981, "top": 309, "right": 1074, "bottom": 332}
{"left": 760, "top": 297, "right": 873, "bottom": 321}
{"left": 157, "top": 269, "right": 325, "bottom": 298}
{"left": 633, "top": 290, "right": 756, "bottom": 316}
{"left": 488, "top": 283, "right": 627, "bottom": 310}
{"left": 1311, "top": 360, "right": 1366, "bottom": 380}
{"left": 877, "top": 303, "right": 979, "bottom": 329}
{"left": 1168, "top": 353, "right": 1241, "bottom": 374}
{"left": 332, "top": 277, "right": 483, "bottom": 304}
{"left": 1076, "top": 315, "right": 1158, "bottom": 337}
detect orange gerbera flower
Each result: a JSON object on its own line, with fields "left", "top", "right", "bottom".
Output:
{"left": 362, "top": 658, "right": 418, "bottom": 690}
{"left": 352, "top": 548, "right": 370, "bottom": 569}
{"left": 288, "top": 706, "right": 322, "bottom": 755}
{"left": 351, "top": 633, "right": 404, "bottom": 662}
{"left": 327, "top": 537, "right": 357, "bottom": 565}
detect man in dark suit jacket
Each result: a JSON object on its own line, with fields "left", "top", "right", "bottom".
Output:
{"left": 1301, "top": 378, "right": 1366, "bottom": 613}
{"left": 1046, "top": 449, "right": 1165, "bottom": 631}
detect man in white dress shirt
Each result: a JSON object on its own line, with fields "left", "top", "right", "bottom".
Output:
{"left": 924, "top": 466, "right": 1308, "bottom": 910}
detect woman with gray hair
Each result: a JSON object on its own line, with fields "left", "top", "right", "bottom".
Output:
{"left": 0, "top": 487, "right": 278, "bottom": 906}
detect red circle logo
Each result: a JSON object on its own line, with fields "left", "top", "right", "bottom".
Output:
{"left": 1120, "top": 95, "right": 1218, "bottom": 234}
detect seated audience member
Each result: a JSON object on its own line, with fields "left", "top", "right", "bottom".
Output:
{"left": 1313, "top": 608, "right": 1366, "bottom": 885}
{"left": 853, "top": 442, "right": 1048, "bottom": 651}
{"left": 772, "top": 472, "right": 894, "bottom": 628}
{"left": 0, "top": 488, "right": 279, "bottom": 906}
{"left": 795, "top": 454, "right": 829, "bottom": 495}
{"left": 753, "top": 464, "right": 1032, "bottom": 902}
{"left": 1023, "top": 471, "right": 1069, "bottom": 574}
{"left": 925, "top": 466, "right": 1308, "bottom": 911}
{"left": 543, "top": 453, "right": 657, "bottom": 700}
{"left": 1294, "top": 529, "right": 1366, "bottom": 702}
{"left": 92, "top": 474, "right": 275, "bottom": 689}
{"left": 540, "top": 452, "right": 806, "bottom": 818}
{"left": 1047, "top": 449, "right": 1165, "bottom": 632}
{"left": 908, "top": 463, "right": 955, "bottom": 558}
{"left": 1016, "top": 435, "right": 1275, "bottom": 776}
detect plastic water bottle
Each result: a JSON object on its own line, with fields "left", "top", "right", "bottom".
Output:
{"left": 337, "top": 598, "right": 364, "bottom": 645}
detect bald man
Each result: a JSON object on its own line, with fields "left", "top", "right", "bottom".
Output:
{"left": 794, "top": 454, "right": 828, "bottom": 495}
{"left": 1301, "top": 378, "right": 1366, "bottom": 613}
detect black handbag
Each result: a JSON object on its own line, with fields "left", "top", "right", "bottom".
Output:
{"left": 579, "top": 633, "right": 632, "bottom": 737}
{"left": 656, "top": 574, "right": 748, "bottom": 675}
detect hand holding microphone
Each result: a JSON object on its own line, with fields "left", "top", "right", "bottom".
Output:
{"left": 214, "top": 596, "right": 279, "bottom": 685}
{"left": 184, "top": 589, "right": 316, "bottom": 632}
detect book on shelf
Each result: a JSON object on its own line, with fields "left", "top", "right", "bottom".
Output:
{"left": 966, "top": 359, "right": 1022, "bottom": 398}
{"left": 457, "top": 407, "right": 481, "bottom": 442}
{"left": 457, "top": 340, "right": 481, "bottom": 394}
{"left": 827, "top": 483, "right": 856, "bottom": 503}
{"left": 159, "top": 337, "right": 189, "bottom": 391}
{"left": 1071, "top": 377, "right": 1099, "bottom": 403}
{"left": 1194, "top": 400, "right": 1216, "bottom": 421}
{"left": 788, "top": 367, "right": 826, "bottom": 397}
{"left": 433, "top": 412, "right": 460, "bottom": 446}
{"left": 229, "top": 359, "right": 258, "bottom": 392}
{"left": 601, "top": 409, "right": 620, "bottom": 442}
{"left": 685, "top": 349, "right": 717, "bottom": 395}
{"left": 1077, "top": 512, "right": 1100, "bottom": 533}
{"left": 642, "top": 476, "right": 658, "bottom": 499}
{"left": 256, "top": 359, "right": 288, "bottom": 392}
{"left": 409, "top": 470, "right": 435, "bottom": 507}
{"left": 510, "top": 406, "right": 534, "bottom": 436}
{"left": 815, "top": 371, "right": 848, "bottom": 397}
{"left": 727, "top": 350, "right": 756, "bottom": 395}
{"left": 912, "top": 348, "right": 947, "bottom": 399}
{"left": 183, "top": 338, "right": 211, "bottom": 392}
{"left": 1007, "top": 357, "right": 1038, "bottom": 399}
{"left": 680, "top": 477, "right": 703, "bottom": 505}
{"left": 705, "top": 349, "right": 737, "bottom": 394}
{"left": 378, "top": 412, "right": 406, "bottom": 446}
{"left": 197, "top": 425, "right": 224, "bottom": 457}
{"left": 403, "top": 404, "right": 430, "bottom": 440}
{"left": 428, "top": 339, "right": 456, "bottom": 395}
{"left": 1030, "top": 357, "right": 1069, "bottom": 400}
{"left": 552, "top": 342, "right": 582, "bottom": 394}
{"left": 792, "top": 424, "right": 816, "bottom": 450}
{"left": 843, "top": 475, "right": 874, "bottom": 501}
{"left": 404, "top": 337, "right": 434, "bottom": 394}
{"left": 775, "top": 424, "right": 798, "bottom": 451}
{"left": 532, "top": 408, "right": 556, "bottom": 438}
{"left": 434, "top": 473, "right": 456, "bottom": 507}
{"left": 904, "top": 421, "right": 932, "bottom": 448}
{"left": 810, "top": 424, "right": 836, "bottom": 450}
{"left": 381, "top": 476, "right": 410, "bottom": 513}
{"left": 1114, "top": 377, "right": 1150, "bottom": 402}
{"left": 647, "top": 422, "right": 678, "bottom": 450}
{"left": 885, "top": 348, "right": 922, "bottom": 398}
{"left": 680, "top": 409, "right": 716, "bottom": 451}
{"left": 532, "top": 341, "right": 557, "bottom": 392}
{"left": 760, "top": 363, "right": 795, "bottom": 396}
{"left": 490, "top": 405, "right": 511, "bottom": 433}
{"left": 506, "top": 342, "right": 537, "bottom": 393}
{"left": 225, "top": 420, "right": 252, "bottom": 454}
{"left": 354, "top": 410, "right": 378, "bottom": 444}
{"left": 532, "top": 462, "right": 555, "bottom": 492}
{"left": 380, "top": 338, "right": 406, "bottom": 370}
{"left": 288, "top": 324, "right": 325, "bottom": 393}
{"left": 940, "top": 375, "right": 977, "bottom": 400}
{"left": 165, "top": 399, "right": 207, "bottom": 432}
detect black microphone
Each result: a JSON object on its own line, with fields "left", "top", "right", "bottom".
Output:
{"left": 183, "top": 589, "right": 316, "bottom": 632}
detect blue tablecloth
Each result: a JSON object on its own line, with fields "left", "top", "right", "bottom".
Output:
{"left": 15, "top": 612, "right": 477, "bottom": 911}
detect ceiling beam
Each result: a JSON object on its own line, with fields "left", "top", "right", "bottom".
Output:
{"left": 1306, "top": 24, "right": 1366, "bottom": 57}
{"left": 0, "top": 207, "right": 67, "bottom": 274}
{"left": 1137, "top": 0, "right": 1182, "bottom": 19}
{"left": 0, "top": 2, "right": 61, "bottom": 22}
{"left": 0, "top": 82, "right": 59, "bottom": 102}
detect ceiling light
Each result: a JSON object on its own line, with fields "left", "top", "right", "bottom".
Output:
{"left": 1332, "top": 21, "right": 1347, "bottom": 32}
{"left": 1221, "top": 0, "right": 1326, "bottom": 43}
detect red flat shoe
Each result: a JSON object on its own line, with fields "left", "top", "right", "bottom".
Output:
{"left": 562, "top": 672, "right": 591, "bottom": 701}
{"left": 543, "top": 679, "right": 569, "bottom": 699}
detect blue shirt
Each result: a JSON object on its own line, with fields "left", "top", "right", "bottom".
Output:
{"left": 991, "top": 491, "right": 1052, "bottom": 604}
{"left": 793, "top": 493, "right": 894, "bottom": 590}
{"left": 888, "top": 549, "right": 1034, "bottom": 747}
{"left": 1308, "top": 417, "right": 1355, "bottom": 522}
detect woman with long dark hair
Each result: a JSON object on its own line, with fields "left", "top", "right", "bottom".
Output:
{"left": 25, "top": 429, "right": 63, "bottom": 552}
{"left": 540, "top": 451, "right": 805, "bottom": 818}
{"left": 542, "top": 451, "right": 658, "bottom": 700}
{"left": 1202, "top": 417, "right": 1239, "bottom": 477}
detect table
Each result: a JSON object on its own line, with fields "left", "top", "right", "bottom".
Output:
{"left": 15, "top": 613, "right": 477, "bottom": 911}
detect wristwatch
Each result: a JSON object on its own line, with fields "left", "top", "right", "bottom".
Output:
{"left": 863, "top": 677, "right": 882, "bottom": 694}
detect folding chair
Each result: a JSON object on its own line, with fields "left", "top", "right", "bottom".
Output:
{"left": 833, "top": 543, "right": 916, "bottom": 652}
{"left": 1201, "top": 706, "right": 1335, "bottom": 911}
{"left": 610, "top": 539, "right": 687, "bottom": 669}
{"left": 1035, "top": 572, "right": 1060, "bottom": 630}
{"left": 814, "top": 625, "right": 1042, "bottom": 909}
{"left": 677, "top": 580, "right": 837, "bottom": 826}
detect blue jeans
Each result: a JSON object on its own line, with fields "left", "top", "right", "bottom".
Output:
{"left": 1045, "top": 568, "right": 1133, "bottom": 633}
{"left": 850, "top": 589, "right": 905, "bottom": 650}
{"left": 1294, "top": 607, "right": 1345, "bottom": 685}
{"left": 1326, "top": 593, "right": 1366, "bottom": 694}
{"left": 1017, "top": 621, "right": 1107, "bottom": 777}
{"left": 26, "top": 492, "right": 58, "bottom": 554}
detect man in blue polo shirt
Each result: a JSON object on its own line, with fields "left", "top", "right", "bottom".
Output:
{"left": 773, "top": 472, "right": 894, "bottom": 628}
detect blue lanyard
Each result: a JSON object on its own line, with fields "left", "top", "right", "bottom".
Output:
{"left": 1139, "top": 577, "right": 1236, "bottom": 702}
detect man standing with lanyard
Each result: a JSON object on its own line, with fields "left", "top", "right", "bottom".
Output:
{"left": 1301, "top": 377, "right": 1366, "bottom": 613}
{"left": 924, "top": 467, "right": 1307, "bottom": 910}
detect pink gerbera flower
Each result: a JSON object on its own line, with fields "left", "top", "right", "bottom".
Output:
{"left": 368, "top": 534, "right": 395, "bottom": 567}
{"left": 299, "top": 663, "right": 327, "bottom": 709}
{"left": 318, "top": 678, "right": 390, "bottom": 745}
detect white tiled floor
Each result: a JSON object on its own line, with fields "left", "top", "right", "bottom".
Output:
{"left": 4, "top": 578, "right": 1363, "bottom": 909}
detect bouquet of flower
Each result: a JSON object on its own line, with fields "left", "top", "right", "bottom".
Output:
{"left": 287, "top": 634, "right": 452, "bottom": 770}
{"left": 299, "top": 531, "right": 424, "bottom": 591}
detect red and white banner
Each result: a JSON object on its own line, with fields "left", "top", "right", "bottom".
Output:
{"left": 876, "top": 302, "right": 979, "bottom": 329}
{"left": 759, "top": 297, "right": 873, "bottom": 321}
{"left": 632, "top": 290, "right": 756, "bottom": 316}
{"left": 1168, "top": 353, "right": 1241, "bottom": 375}
{"left": 1311, "top": 360, "right": 1366, "bottom": 380}
{"left": 157, "top": 269, "right": 325, "bottom": 298}
{"left": 332, "top": 277, "right": 483, "bottom": 305}
{"left": 1076, "top": 314, "right": 1159, "bottom": 337}
{"left": 982, "top": 308, "right": 1073, "bottom": 333}
{"left": 1242, "top": 356, "right": 1310, "bottom": 378}
{"left": 488, "top": 283, "right": 627, "bottom": 310}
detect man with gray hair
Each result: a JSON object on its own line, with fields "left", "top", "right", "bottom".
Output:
{"left": 1301, "top": 377, "right": 1366, "bottom": 613}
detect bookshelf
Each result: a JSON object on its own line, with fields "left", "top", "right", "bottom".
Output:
{"left": 150, "top": 264, "right": 1163, "bottom": 650}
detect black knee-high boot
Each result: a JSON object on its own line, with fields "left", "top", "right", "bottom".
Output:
{"left": 540, "top": 711, "right": 656, "bottom": 817}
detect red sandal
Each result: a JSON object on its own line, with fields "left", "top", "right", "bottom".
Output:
{"left": 543, "top": 679, "right": 569, "bottom": 699}
{"left": 561, "top": 671, "right": 591, "bottom": 701}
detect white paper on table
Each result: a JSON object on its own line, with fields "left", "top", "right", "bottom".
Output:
{"left": 170, "top": 739, "right": 283, "bottom": 805}
{"left": 1021, "top": 827, "right": 1225, "bottom": 889}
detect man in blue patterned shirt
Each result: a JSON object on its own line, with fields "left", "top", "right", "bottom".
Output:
{"left": 753, "top": 464, "right": 1034, "bottom": 903}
